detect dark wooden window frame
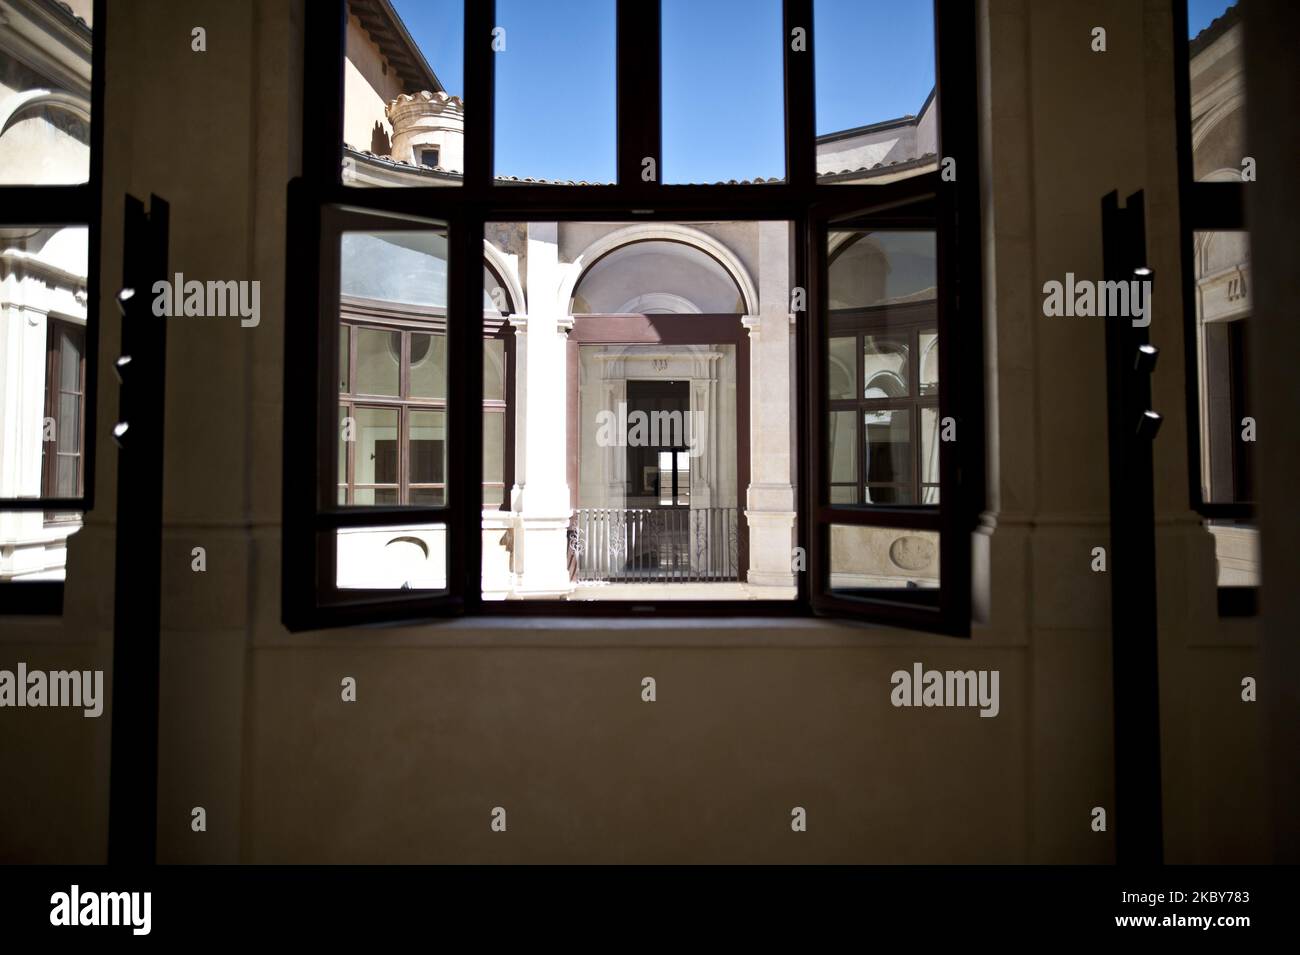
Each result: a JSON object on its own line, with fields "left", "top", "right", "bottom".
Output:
{"left": 283, "top": 0, "right": 982, "bottom": 633}
{"left": 0, "top": 0, "right": 106, "bottom": 614}
{"left": 1170, "top": 2, "right": 1257, "bottom": 615}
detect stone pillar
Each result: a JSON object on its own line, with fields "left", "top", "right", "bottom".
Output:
{"left": 511, "top": 222, "right": 575, "bottom": 597}
{"left": 744, "top": 221, "right": 796, "bottom": 591}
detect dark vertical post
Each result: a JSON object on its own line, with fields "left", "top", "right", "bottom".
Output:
{"left": 462, "top": 0, "right": 495, "bottom": 189}
{"left": 108, "top": 194, "right": 169, "bottom": 865}
{"left": 783, "top": 0, "right": 814, "bottom": 188}
{"left": 617, "top": 0, "right": 660, "bottom": 189}
{"left": 1102, "top": 189, "right": 1164, "bottom": 864}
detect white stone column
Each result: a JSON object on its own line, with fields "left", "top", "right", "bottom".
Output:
{"left": 511, "top": 222, "right": 575, "bottom": 597}
{"left": 744, "top": 221, "right": 797, "bottom": 591}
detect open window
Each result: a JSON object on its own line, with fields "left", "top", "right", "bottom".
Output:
{"left": 1172, "top": 1, "right": 1257, "bottom": 612}
{"left": 0, "top": 0, "right": 104, "bottom": 612}
{"left": 285, "top": 0, "right": 980, "bottom": 632}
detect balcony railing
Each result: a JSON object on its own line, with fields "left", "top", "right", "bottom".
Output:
{"left": 571, "top": 507, "right": 740, "bottom": 582}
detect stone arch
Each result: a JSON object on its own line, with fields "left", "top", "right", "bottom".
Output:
{"left": 558, "top": 223, "right": 759, "bottom": 316}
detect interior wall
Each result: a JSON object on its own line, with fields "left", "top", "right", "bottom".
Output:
{"left": 0, "top": 0, "right": 1276, "bottom": 864}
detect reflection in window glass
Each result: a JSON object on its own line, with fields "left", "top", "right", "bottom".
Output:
{"left": 814, "top": 0, "right": 938, "bottom": 184}
{"left": 1193, "top": 228, "right": 1258, "bottom": 586}
{"left": 662, "top": 0, "right": 784, "bottom": 184}
{"left": 0, "top": 2, "right": 93, "bottom": 185}
{"left": 830, "top": 523, "right": 940, "bottom": 590}
{"left": 1187, "top": 1, "right": 1246, "bottom": 183}
{"left": 0, "top": 226, "right": 89, "bottom": 580}
{"left": 336, "top": 225, "right": 449, "bottom": 509}
{"left": 343, "top": 0, "right": 464, "bottom": 186}
{"left": 494, "top": 0, "right": 616, "bottom": 184}
{"left": 334, "top": 523, "right": 447, "bottom": 591}
{"left": 826, "top": 230, "right": 938, "bottom": 509}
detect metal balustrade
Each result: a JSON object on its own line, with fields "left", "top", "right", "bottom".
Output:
{"left": 570, "top": 507, "right": 740, "bottom": 582}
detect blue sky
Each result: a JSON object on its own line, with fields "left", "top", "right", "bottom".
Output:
{"left": 1187, "top": 0, "right": 1235, "bottom": 36}
{"left": 389, "top": 0, "right": 937, "bottom": 183}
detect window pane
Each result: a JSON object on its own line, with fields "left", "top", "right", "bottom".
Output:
{"left": 2, "top": 227, "right": 89, "bottom": 521}
{"left": 408, "top": 409, "right": 446, "bottom": 487}
{"left": 494, "top": 0, "right": 616, "bottom": 184}
{"left": 1193, "top": 228, "right": 1258, "bottom": 586}
{"left": 864, "top": 407, "right": 911, "bottom": 503}
{"left": 919, "top": 330, "right": 939, "bottom": 394}
{"left": 814, "top": 0, "right": 937, "bottom": 184}
{"left": 0, "top": 4, "right": 93, "bottom": 185}
{"left": 341, "top": 230, "right": 448, "bottom": 307}
{"left": 484, "top": 411, "right": 504, "bottom": 487}
{"left": 334, "top": 522, "right": 447, "bottom": 591}
{"left": 828, "top": 409, "right": 857, "bottom": 487}
{"left": 830, "top": 523, "right": 940, "bottom": 590}
{"left": 484, "top": 338, "right": 506, "bottom": 401}
{"left": 57, "top": 394, "right": 80, "bottom": 451}
{"left": 825, "top": 228, "right": 937, "bottom": 510}
{"left": 343, "top": 0, "right": 463, "bottom": 187}
{"left": 921, "top": 406, "right": 940, "bottom": 504}
{"left": 409, "top": 331, "right": 447, "bottom": 400}
{"left": 1188, "top": 2, "right": 1246, "bottom": 183}
{"left": 827, "top": 335, "right": 857, "bottom": 399}
{"left": 829, "top": 231, "right": 936, "bottom": 307}
{"left": 353, "top": 407, "right": 399, "bottom": 489}
{"left": 662, "top": 0, "right": 784, "bottom": 184}
{"left": 864, "top": 334, "right": 909, "bottom": 397}
{"left": 354, "top": 327, "right": 401, "bottom": 396}
{"left": 338, "top": 404, "right": 348, "bottom": 497}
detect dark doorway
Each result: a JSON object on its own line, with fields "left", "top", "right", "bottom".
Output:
{"left": 626, "top": 378, "right": 690, "bottom": 508}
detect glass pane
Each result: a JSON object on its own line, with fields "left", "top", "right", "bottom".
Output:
{"left": 484, "top": 411, "right": 504, "bottom": 487}
{"left": 342, "top": 1, "right": 463, "bottom": 187}
{"left": 408, "top": 409, "right": 446, "bottom": 486}
{"left": 58, "top": 326, "right": 83, "bottom": 391}
{"left": 409, "top": 331, "right": 447, "bottom": 400}
{"left": 354, "top": 487, "right": 400, "bottom": 506}
{"left": 828, "top": 410, "right": 857, "bottom": 486}
{"left": 0, "top": 4, "right": 93, "bottom": 185}
{"left": 340, "top": 230, "right": 448, "bottom": 307}
{"left": 830, "top": 523, "right": 940, "bottom": 590}
{"left": 354, "top": 327, "right": 400, "bottom": 396}
{"left": 409, "top": 487, "right": 445, "bottom": 506}
{"left": 57, "top": 394, "right": 80, "bottom": 451}
{"left": 339, "top": 325, "right": 349, "bottom": 392}
{"left": 662, "top": 0, "right": 785, "bottom": 183}
{"left": 814, "top": 0, "right": 937, "bottom": 184}
{"left": 337, "top": 404, "right": 349, "bottom": 489}
{"left": 334, "top": 522, "right": 448, "bottom": 591}
{"left": 919, "top": 330, "right": 938, "bottom": 394}
{"left": 56, "top": 456, "right": 77, "bottom": 497}
{"left": 494, "top": 0, "right": 616, "bottom": 184}
{"left": 353, "top": 407, "right": 399, "bottom": 489}
{"left": 1193, "top": 228, "right": 1257, "bottom": 586}
{"left": 676, "top": 451, "right": 691, "bottom": 506}
{"left": 864, "top": 334, "right": 909, "bottom": 397}
{"left": 484, "top": 338, "right": 506, "bottom": 400}
{"left": 827, "top": 335, "right": 857, "bottom": 399}
{"left": 1187, "top": 2, "right": 1246, "bottom": 183}
{"left": 1, "top": 227, "right": 89, "bottom": 518}
{"left": 864, "top": 408, "right": 911, "bottom": 503}
{"left": 921, "top": 406, "right": 940, "bottom": 504}
{"left": 829, "top": 230, "right": 936, "bottom": 307}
